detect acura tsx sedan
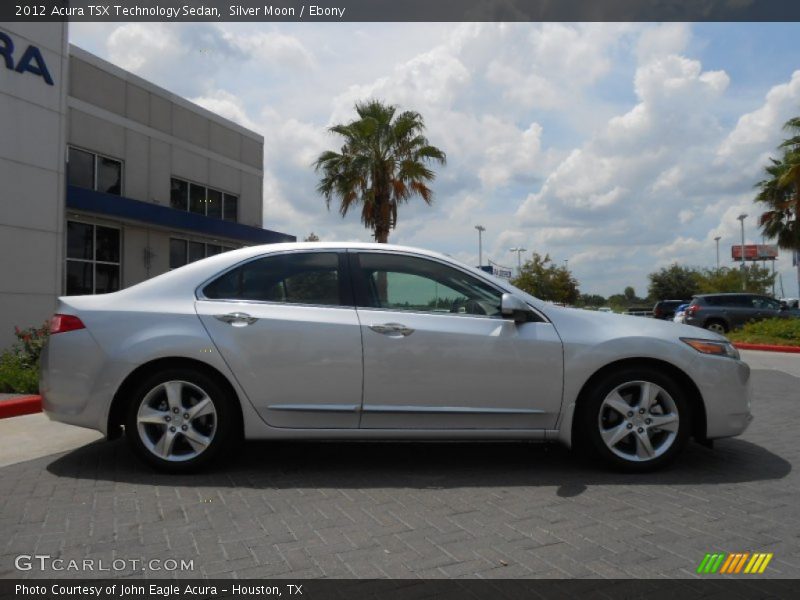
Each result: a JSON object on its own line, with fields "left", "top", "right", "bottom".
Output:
{"left": 41, "top": 242, "right": 752, "bottom": 473}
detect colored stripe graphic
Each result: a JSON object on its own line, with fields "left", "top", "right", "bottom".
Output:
{"left": 698, "top": 552, "right": 772, "bottom": 574}
{"left": 698, "top": 553, "right": 726, "bottom": 574}
{"left": 720, "top": 553, "right": 736, "bottom": 574}
{"left": 697, "top": 553, "right": 713, "bottom": 574}
{"left": 734, "top": 553, "right": 749, "bottom": 573}
{"left": 744, "top": 553, "right": 773, "bottom": 574}
{"left": 758, "top": 554, "right": 773, "bottom": 573}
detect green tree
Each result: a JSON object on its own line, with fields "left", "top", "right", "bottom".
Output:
{"left": 696, "top": 266, "right": 775, "bottom": 294}
{"left": 755, "top": 116, "right": 800, "bottom": 287}
{"left": 512, "top": 253, "right": 580, "bottom": 305}
{"left": 647, "top": 264, "right": 700, "bottom": 300}
{"left": 623, "top": 286, "right": 637, "bottom": 302}
{"left": 576, "top": 293, "right": 606, "bottom": 307}
{"left": 314, "top": 100, "right": 447, "bottom": 243}
{"left": 303, "top": 232, "right": 320, "bottom": 242}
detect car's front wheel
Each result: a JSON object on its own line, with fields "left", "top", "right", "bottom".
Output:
{"left": 125, "top": 368, "right": 238, "bottom": 472}
{"left": 578, "top": 367, "right": 691, "bottom": 472}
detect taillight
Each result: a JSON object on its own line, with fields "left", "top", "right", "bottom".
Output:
{"left": 686, "top": 305, "right": 700, "bottom": 316}
{"left": 49, "top": 314, "right": 85, "bottom": 334}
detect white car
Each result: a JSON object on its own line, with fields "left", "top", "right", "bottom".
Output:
{"left": 41, "top": 243, "right": 752, "bottom": 473}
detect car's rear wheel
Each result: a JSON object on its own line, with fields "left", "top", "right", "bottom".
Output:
{"left": 704, "top": 319, "right": 728, "bottom": 334}
{"left": 125, "top": 368, "right": 238, "bottom": 472}
{"left": 578, "top": 367, "right": 691, "bottom": 472}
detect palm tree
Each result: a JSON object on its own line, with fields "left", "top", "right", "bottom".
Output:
{"left": 755, "top": 116, "right": 800, "bottom": 289}
{"left": 314, "top": 100, "right": 446, "bottom": 243}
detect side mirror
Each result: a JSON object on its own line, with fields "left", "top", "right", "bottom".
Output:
{"left": 501, "top": 293, "right": 533, "bottom": 323}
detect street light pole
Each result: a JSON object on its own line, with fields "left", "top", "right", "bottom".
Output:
{"left": 737, "top": 214, "right": 747, "bottom": 291}
{"left": 475, "top": 225, "right": 486, "bottom": 268}
{"left": 509, "top": 247, "right": 527, "bottom": 276}
{"left": 714, "top": 236, "right": 721, "bottom": 270}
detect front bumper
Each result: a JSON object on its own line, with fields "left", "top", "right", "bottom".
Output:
{"left": 694, "top": 356, "right": 752, "bottom": 439}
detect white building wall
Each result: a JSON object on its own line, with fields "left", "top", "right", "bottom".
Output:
{"left": 0, "top": 22, "right": 68, "bottom": 348}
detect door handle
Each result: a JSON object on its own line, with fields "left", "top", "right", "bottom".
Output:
{"left": 369, "top": 323, "right": 414, "bottom": 337}
{"left": 214, "top": 312, "right": 258, "bottom": 326}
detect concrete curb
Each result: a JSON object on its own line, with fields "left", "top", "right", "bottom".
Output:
{"left": 734, "top": 342, "right": 800, "bottom": 354}
{"left": 0, "top": 395, "right": 42, "bottom": 419}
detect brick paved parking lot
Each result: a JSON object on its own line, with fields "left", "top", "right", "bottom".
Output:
{"left": 1, "top": 363, "right": 799, "bottom": 580}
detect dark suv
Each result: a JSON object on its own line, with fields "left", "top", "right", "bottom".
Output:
{"left": 684, "top": 293, "right": 790, "bottom": 333}
{"left": 652, "top": 299, "right": 689, "bottom": 320}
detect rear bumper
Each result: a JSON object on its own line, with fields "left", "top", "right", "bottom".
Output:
{"left": 40, "top": 330, "right": 113, "bottom": 435}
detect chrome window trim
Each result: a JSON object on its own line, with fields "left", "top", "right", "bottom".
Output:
{"left": 361, "top": 404, "right": 546, "bottom": 415}
{"left": 194, "top": 247, "right": 550, "bottom": 323}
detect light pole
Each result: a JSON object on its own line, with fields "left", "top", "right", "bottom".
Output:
{"left": 714, "top": 236, "right": 721, "bottom": 270}
{"left": 563, "top": 258, "right": 569, "bottom": 271}
{"left": 509, "top": 247, "right": 527, "bottom": 276}
{"left": 475, "top": 225, "right": 485, "bottom": 268}
{"left": 737, "top": 213, "right": 747, "bottom": 291}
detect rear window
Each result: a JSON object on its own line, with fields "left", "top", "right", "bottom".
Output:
{"left": 202, "top": 252, "right": 342, "bottom": 306}
{"left": 701, "top": 295, "right": 747, "bottom": 307}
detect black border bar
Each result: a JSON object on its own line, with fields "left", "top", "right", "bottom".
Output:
{"left": 1, "top": 579, "right": 797, "bottom": 600}
{"left": 3, "top": 0, "right": 800, "bottom": 22}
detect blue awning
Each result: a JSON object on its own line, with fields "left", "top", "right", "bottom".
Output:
{"left": 66, "top": 186, "right": 295, "bottom": 245}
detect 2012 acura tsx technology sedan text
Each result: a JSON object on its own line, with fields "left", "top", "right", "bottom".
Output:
{"left": 41, "top": 243, "right": 752, "bottom": 473}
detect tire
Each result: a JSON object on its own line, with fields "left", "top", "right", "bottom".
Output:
{"left": 124, "top": 367, "right": 239, "bottom": 473}
{"left": 704, "top": 320, "right": 728, "bottom": 334}
{"left": 577, "top": 367, "right": 691, "bottom": 472}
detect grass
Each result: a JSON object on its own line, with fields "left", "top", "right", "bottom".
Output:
{"left": 727, "top": 318, "right": 800, "bottom": 347}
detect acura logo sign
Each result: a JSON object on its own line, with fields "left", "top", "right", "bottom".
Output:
{"left": 0, "top": 31, "right": 54, "bottom": 86}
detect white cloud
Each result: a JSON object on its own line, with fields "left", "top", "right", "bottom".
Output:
{"left": 219, "top": 29, "right": 315, "bottom": 70}
{"left": 636, "top": 23, "right": 691, "bottom": 65}
{"left": 106, "top": 24, "right": 181, "bottom": 72}
{"left": 716, "top": 70, "right": 800, "bottom": 181}
{"left": 191, "top": 89, "right": 261, "bottom": 132}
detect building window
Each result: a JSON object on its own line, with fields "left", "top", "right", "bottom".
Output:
{"left": 66, "top": 221, "right": 121, "bottom": 295}
{"left": 68, "top": 147, "right": 122, "bottom": 196}
{"left": 170, "top": 177, "right": 238, "bottom": 223}
{"left": 223, "top": 193, "right": 238, "bottom": 222}
{"left": 169, "top": 237, "right": 235, "bottom": 269}
{"left": 170, "top": 178, "right": 188, "bottom": 211}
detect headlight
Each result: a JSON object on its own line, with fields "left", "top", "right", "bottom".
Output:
{"left": 681, "top": 338, "right": 740, "bottom": 360}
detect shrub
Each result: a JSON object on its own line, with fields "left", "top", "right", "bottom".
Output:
{"left": 727, "top": 317, "right": 800, "bottom": 347}
{"left": 0, "top": 322, "right": 50, "bottom": 394}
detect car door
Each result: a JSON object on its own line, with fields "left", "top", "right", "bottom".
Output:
{"left": 195, "top": 250, "right": 363, "bottom": 429}
{"left": 350, "top": 251, "right": 563, "bottom": 430}
{"left": 752, "top": 296, "right": 783, "bottom": 321}
{"left": 724, "top": 295, "right": 751, "bottom": 328}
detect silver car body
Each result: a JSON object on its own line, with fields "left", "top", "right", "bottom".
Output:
{"left": 41, "top": 242, "right": 752, "bottom": 447}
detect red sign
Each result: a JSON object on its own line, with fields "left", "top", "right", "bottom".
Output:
{"left": 731, "top": 244, "right": 778, "bottom": 260}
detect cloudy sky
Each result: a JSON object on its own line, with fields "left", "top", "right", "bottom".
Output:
{"left": 72, "top": 22, "right": 800, "bottom": 297}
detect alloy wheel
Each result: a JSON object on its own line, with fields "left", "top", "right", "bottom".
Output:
{"left": 706, "top": 322, "right": 726, "bottom": 334}
{"left": 597, "top": 380, "right": 679, "bottom": 462}
{"left": 136, "top": 380, "right": 217, "bottom": 462}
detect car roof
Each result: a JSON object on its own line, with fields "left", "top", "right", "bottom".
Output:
{"left": 693, "top": 292, "right": 754, "bottom": 297}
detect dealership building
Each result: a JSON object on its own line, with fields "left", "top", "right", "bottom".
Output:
{"left": 0, "top": 22, "right": 294, "bottom": 348}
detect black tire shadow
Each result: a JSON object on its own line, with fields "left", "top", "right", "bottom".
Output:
{"left": 45, "top": 435, "right": 791, "bottom": 495}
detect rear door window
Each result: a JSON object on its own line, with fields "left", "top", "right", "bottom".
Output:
{"left": 202, "top": 252, "right": 346, "bottom": 306}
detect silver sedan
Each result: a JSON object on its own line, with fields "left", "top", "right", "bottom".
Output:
{"left": 41, "top": 243, "right": 752, "bottom": 472}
